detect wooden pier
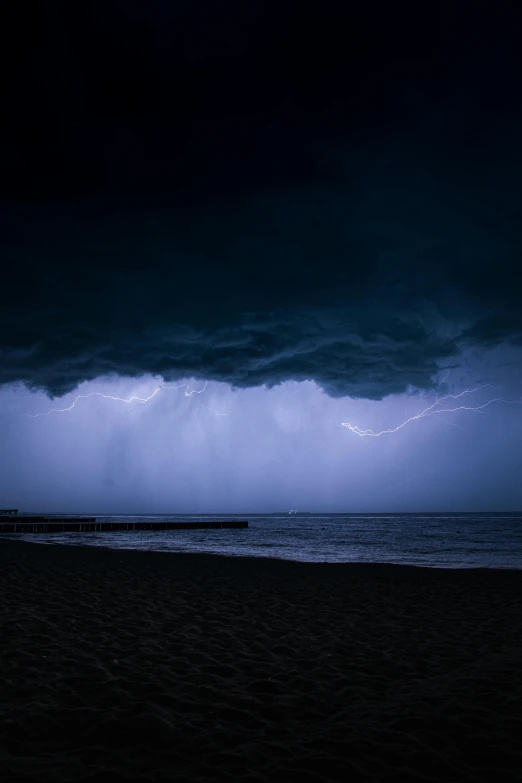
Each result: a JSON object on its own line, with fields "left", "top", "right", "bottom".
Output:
{"left": 0, "top": 518, "right": 248, "bottom": 533}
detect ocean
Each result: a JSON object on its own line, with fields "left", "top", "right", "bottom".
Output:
{"left": 6, "top": 513, "right": 522, "bottom": 569}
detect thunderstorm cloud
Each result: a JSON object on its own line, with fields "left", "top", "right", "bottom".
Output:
{"left": 2, "top": 1, "right": 522, "bottom": 399}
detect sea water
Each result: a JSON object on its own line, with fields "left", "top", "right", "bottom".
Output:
{"left": 7, "top": 513, "right": 522, "bottom": 569}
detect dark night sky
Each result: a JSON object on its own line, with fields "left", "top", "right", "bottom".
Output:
{"left": 1, "top": 1, "right": 522, "bottom": 511}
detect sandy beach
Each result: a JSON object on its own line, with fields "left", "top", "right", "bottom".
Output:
{"left": 0, "top": 539, "right": 520, "bottom": 782}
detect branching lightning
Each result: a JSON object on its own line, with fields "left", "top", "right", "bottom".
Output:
{"left": 19, "top": 381, "right": 227, "bottom": 418}
{"left": 197, "top": 404, "right": 227, "bottom": 416}
{"left": 435, "top": 415, "right": 467, "bottom": 432}
{"left": 341, "top": 384, "right": 522, "bottom": 437}
{"left": 12, "top": 375, "right": 522, "bottom": 441}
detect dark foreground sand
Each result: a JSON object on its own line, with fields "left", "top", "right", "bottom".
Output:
{"left": 0, "top": 540, "right": 520, "bottom": 782}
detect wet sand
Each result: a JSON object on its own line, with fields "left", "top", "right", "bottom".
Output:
{"left": 0, "top": 538, "right": 520, "bottom": 782}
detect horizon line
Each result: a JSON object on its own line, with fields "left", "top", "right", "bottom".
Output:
{"left": 8, "top": 510, "right": 522, "bottom": 517}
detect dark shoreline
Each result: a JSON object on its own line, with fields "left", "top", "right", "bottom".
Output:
{"left": 1, "top": 537, "right": 521, "bottom": 782}
{"left": 1, "top": 536, "right": 521, "bottom": 577}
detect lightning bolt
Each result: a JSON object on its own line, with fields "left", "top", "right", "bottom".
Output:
{"left": 197, "top": 404, "right": 227, "bottom": 416}
{"left": 341, "top": 384, "right": 522, "bottom": 437}
{"left": 434, "top": 415, "right": 467, "bottom": 432}
{"left": 19, "top": 381, "right": 227, "bottom": 418}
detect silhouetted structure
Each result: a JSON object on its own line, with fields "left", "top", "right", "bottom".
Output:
{"left": 0, "top": 519, "right": 248, "bottom": 533}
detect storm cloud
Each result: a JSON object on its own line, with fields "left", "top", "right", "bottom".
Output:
{"left": 2, "top": 1, "right": 522, "bottom": 399}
